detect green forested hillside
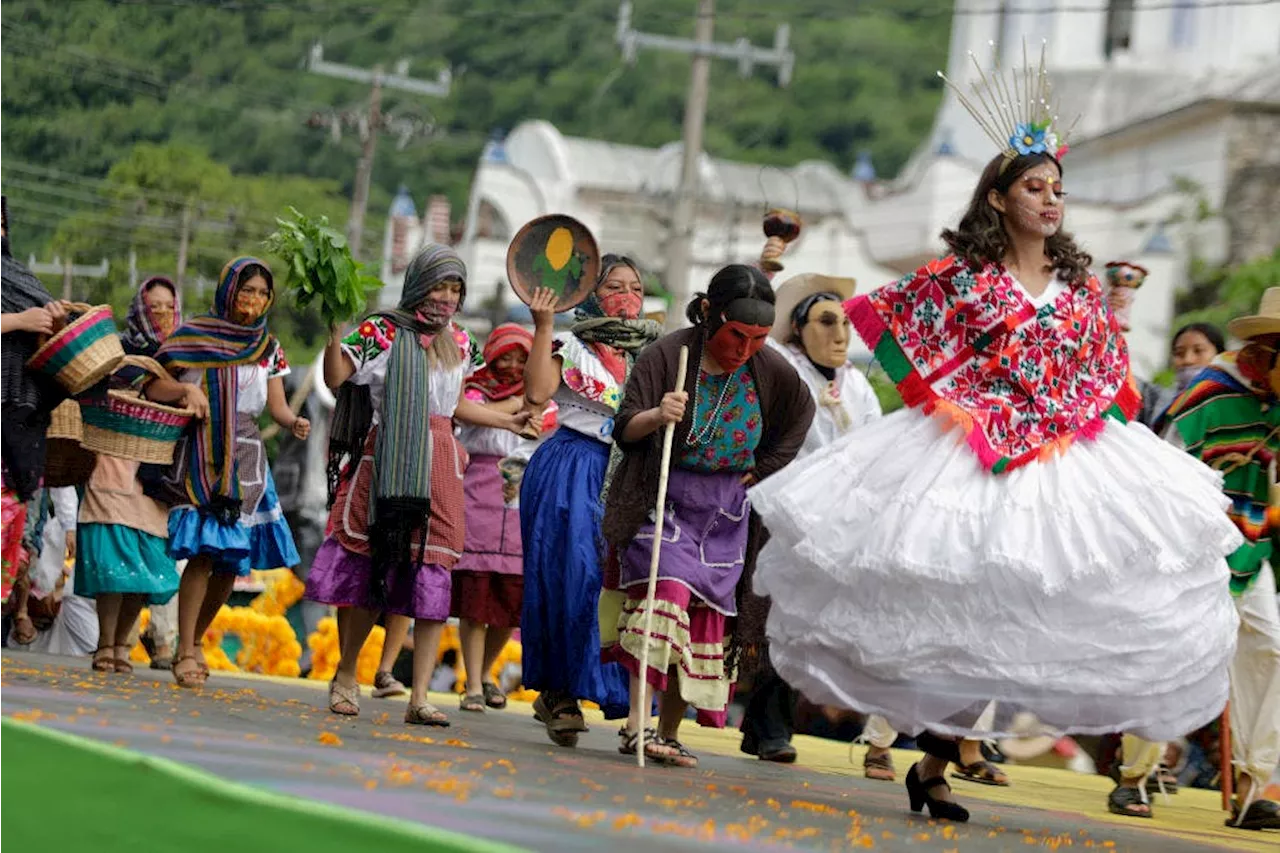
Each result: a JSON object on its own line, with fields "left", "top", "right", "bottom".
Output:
{"left": 1, "top": 0, "right": 951, "bottom": 357}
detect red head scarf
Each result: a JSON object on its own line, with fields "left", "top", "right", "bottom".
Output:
{"left": 464, "top": 323, "right": 533, "bottom": 402}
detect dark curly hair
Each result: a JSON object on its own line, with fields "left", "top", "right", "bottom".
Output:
{"left": 941, "top": 153, "right": 1093, "bottom": 286}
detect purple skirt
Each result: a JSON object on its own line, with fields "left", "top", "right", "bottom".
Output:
{"left": 305, "top": 536, "right": 451, "bottom": 621}
{"left": 619, "top": 468, "right": 748, "bottom": 615}
{"left": 454, "top": 454, "right": 522, "bottom": 575}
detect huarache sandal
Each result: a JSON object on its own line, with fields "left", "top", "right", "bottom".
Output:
{"left": 533, "top": 692, "right": 587, "bottom": 747}
{"left": 952, "top": 759, "right": 1010, "bottom": 786}
{"left": 92, "top": 646, "right": 116, "bottom": 673}
{"left": 113, "top": 644, "right": 134, "bottom": 674}
{"left": 864, "top": 749, "right": 897, "bottom": 781}
{"left": 172, "top": 654, "right": 204, "bottom": 689}
{"left": 618, "top": 727, "right": 678, "bottom": 762}
{"left": 656, "top": 737, "right": 699, "bottom": 769}
{"left": 482, "top": 681, "right": 507, "bottom": 709}
{"left": 460, "top": 693, "right": 486, "bottom": 713}
{"left": 328, "top": 679, "right": 360, "bottom": 716}
{"left": 405, "top": 702, "right": 450, "bottom": 727}
{"left": 1107, "top": 784, "right": 1153, "bottom": 818}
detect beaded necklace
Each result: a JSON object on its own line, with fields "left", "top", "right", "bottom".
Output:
{"left": 686, "top": 366, "right": 740, "bottom": 447}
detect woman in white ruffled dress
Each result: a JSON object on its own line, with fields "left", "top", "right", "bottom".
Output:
{"left": 747, "top": 149, "right": 1240, "bottom": 822}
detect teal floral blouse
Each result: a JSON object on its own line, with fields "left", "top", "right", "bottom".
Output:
{"left": 677, "top": 367, "right": 763, "bottom": 473}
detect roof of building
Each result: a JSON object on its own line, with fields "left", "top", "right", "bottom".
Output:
{"left": 502, "top": 121, "right": 855, "bottom": 216}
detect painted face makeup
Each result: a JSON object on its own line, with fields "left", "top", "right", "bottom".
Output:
{"left": 1004, "top": 169, "right": 1066, "bottom": 238}
{"left": 707, "top": 320, "right": 771, "bottom": 371}
{"left": 799, "top": 299, "right": 850, "bottom": 369}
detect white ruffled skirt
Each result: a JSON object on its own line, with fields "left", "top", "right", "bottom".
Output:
{"left": 748, "top": 408, "right": 1242, "bottom": 741}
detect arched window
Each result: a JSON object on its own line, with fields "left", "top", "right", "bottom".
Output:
{"left": 477, "top": 201, "right": 511, "bottom": 242}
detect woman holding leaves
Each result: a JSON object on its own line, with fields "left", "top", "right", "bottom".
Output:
{"left": 77, "top": 277, "right": 184, "bottom": 673}
{"left": 144, "top": 258, "right": 309, "bottom": 688}
{"left": 519, "top": 254, "right": 662, "bottom": 747}
{"left": 306, "top": 244, "right": 531, "bottom": 727}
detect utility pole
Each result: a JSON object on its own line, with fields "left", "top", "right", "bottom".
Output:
{"left": 306, "top": 43, "right": 452, "bottom": 261}
{"left": 616, "top": 0, "right": 794, "bottom": 329}
{"left": 25, "top": 255, "right": 109, "bottom": 301}
{"left": 175, "top": 200, "right": 193, "bottom": 303}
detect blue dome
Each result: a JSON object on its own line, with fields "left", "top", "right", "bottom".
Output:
{"left": 389, "top": 185, "right": 417, "bottom": 217}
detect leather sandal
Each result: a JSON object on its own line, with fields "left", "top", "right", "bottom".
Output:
{"left": 952, "top": 759, "right": 1009, "bottom": 786}
{"left": 864, "top": 750, "right": 897, "bottom": 781}
{"left": 328, "top": 679, "right": 360, "bottom": 716}
{"left": 92, "top": 646, "right": 116, "bottom": 673}
{"left": 172, "top": 655, "right": 204, "bottom": 689}
{"left": 405, "top": 702, "right": 450, "bottom": 727}
{"left": 459, "top": 693, "right": 486, "bottom": 713}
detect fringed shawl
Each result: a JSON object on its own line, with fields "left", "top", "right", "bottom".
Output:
{"left": 848, "top": 254, "right": 1139, "bottom": 474}
{"left": 154, "top": 257, "right": 275, "bottom": 520}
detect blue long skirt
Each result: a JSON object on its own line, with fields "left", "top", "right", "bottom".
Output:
{"left": 519, "top": 428, "right": 629, "bottom": 719}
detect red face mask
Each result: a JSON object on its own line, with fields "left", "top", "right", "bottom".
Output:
{"left": 706, "top": 321, "right": 771, "bottom": 371}
{"left": 599, "top": 290, "right": 642, "bottom": 320}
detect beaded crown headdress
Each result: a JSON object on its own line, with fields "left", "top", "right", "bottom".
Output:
{"left": 938, "top": 40, "right": 1079, "bottom": 171}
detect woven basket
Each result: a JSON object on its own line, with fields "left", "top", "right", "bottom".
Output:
{"left": 80, "top": 356, "right": 195, "bottom": 465}
{"left": 45, "top": 400, "right": 97, "bottom": 488}
{"left": 26, "top": 302, "right": 125, "bottom": 395}
{"left": 47, "top": 399, "right": 83, "bottom": 441}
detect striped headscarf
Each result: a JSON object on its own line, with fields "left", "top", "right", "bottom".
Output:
{"left": 464, "top": 323, "right": 532, "bottom": 402}
{"left": 155, "top": 257, "right": 275, "bottom": 521}
{"left": 121, "top": 276, "right": 182, "bottom": 357}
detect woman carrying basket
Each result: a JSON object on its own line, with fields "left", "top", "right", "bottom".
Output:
{"left": 144, "top": 258, "right": 309, "bottom": 688}
{"left": 77, "top": 277, "right": 184, "bottom": 673}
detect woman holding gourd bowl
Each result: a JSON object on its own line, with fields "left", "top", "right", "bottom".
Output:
{"left": 304, "top": 243, "right": 534, "bottom": 727}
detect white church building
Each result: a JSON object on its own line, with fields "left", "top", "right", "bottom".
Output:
{"left": 398, "top": 0, "right": 1279, "bottom": 377}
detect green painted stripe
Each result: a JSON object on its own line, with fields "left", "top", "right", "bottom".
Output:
{"left": 2, "top": 719, "right": 530, "bottom": 853}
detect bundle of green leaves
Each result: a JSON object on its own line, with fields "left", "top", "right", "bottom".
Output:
{"left": 263, "top": 207, "right": 383, "bottom": 327}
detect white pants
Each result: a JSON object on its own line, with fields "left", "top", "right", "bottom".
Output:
{"left": 1229, "top": 563, "right": 1280, "bottom": 787}
{"left": 145, "top": 559, "right": 186, "bottom": 649}
{"left": 1125, "top": 564, "right": 1280, "bottom": 787}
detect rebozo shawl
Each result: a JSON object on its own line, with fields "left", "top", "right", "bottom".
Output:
{"left": 121, "top": 276, "right": 182, "bottom": 357}
{"left": 464, "top": 322, "right": 532, "bottom": 402}
{"left": 848, "top": 254, "right": 1139, "bottom": 474}
{"left": 154, "top": 257, "right": 275, "bottom": 521}
{"left": 1, "top": 253, "right": 63, "bottom": 500}
{"left": 1165, "top": 353, "right": 1278, "bottom": 596}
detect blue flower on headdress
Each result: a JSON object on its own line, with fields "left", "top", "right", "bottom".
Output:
{"left": 1010, "top": 123, "right": 1048, "bottom": 156}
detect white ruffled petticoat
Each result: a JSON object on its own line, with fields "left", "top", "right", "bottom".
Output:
{"left": 748, "top": 408, "right": 1242, "bottom": 742}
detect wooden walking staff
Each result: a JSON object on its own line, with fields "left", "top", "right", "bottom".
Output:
{"left": 636, "top": 345, "right": 690, "bottom": 768}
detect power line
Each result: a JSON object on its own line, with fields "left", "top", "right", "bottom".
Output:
{"left": 100, "top": 0, "right": 1280, "bottom": 22}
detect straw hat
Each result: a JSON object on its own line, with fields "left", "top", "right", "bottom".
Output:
{"left": 995, "top": 712, "right": 1061, "bottom": 762}
{"left": 770, "top": 273, "right": 857, "bottom": 342}
{"left": 1228, "top": 287, "right": 1280, "bottom": 342}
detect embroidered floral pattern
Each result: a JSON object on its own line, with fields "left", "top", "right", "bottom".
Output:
{"left": 262, "top": 342, "right": 291, "bottom": 379}
{"left": 553, "top": 334, "right": 623, "bottom": 411}
{"left": 342, "top": 316, "right": 477, "bottom": 372}
{"left": 678, "top": 369, "right": 762, "bottom": 472}
{"left": 848, "top": 255, "right": 1138, "bottom": 473}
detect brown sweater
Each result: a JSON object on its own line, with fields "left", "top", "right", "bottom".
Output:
{"left": 602, "top": 326, "right": 815, "bottom": 665}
